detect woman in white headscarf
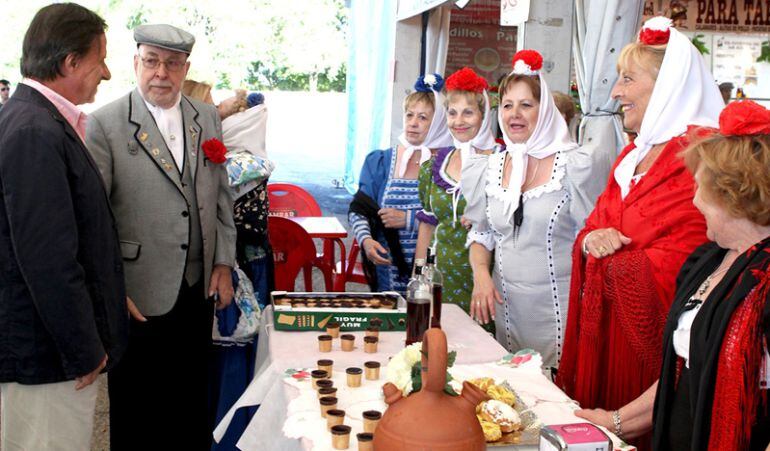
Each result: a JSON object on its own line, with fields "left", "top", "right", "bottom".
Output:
{"left": 556, "top": 18, "right": 724, "bottom": 449}
{"left": 348, "top": 74, "right": 452, "bottom": 295}
{"left": 415, "top": 66, "right": 500, "bottom": 318}
{"left": 463, "top": 50, "right": 612, "bottom": 369}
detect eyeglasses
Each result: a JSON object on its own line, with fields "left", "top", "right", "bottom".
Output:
{"left": 139, "top": 56, "right": 186, "bottom": 73}
{"left": 0, "top": 88, "right": 9, "bottom": 92}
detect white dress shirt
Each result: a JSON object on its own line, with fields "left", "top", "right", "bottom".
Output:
{"left": 142, "top": 95, "right": 184, "bottom": 173}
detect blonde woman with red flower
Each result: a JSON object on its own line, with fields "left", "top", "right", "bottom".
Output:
{"left": 414, "top": 67, "right": 500, "bottom": 317}
{"left": 461, "top": 49, "right": 613, "bottom": 371}
{"left": 576, "top": 100, "right": 770, "bottom": 451}
{"left": 554, "top": 17, "right": 725, "bottom": 449}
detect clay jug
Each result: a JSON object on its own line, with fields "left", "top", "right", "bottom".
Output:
{"left": 374, "top": 328, "right": 488, "bottom": 450}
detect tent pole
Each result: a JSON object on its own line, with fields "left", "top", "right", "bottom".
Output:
{"left": 420, "top": 10, "right": 429, "bottom": 75}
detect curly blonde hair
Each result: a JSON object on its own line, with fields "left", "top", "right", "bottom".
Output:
{"left": 683, "top": 132, "right": 770, "bottom": 226}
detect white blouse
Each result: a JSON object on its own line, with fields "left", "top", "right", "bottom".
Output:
{"left": 673, "top": 302, "right": 702, "bottom": 368}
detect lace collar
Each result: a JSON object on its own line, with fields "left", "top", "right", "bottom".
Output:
{"left": 485, "top": 151, "right": 567, "bottom": 205}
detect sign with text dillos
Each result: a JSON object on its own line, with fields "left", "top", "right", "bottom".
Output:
{"left": 446, "top": 0, "right": 518, "bottom": 85}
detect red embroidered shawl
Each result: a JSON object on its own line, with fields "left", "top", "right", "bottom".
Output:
{"left": 558, "top": 136, "right": 707, "bottom": 411}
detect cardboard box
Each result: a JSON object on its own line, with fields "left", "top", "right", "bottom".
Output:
{"left": 539, "top": 423, "right": 612, "bottom": 451}
{"left": 271, "top": 291, "right": 407, "bottom": 332}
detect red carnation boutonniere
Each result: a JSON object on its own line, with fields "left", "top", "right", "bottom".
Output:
{"left": 202, "top": 138, "right": 227, "bottom": 164}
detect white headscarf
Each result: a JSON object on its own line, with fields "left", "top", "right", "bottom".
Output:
{"left": 449, "top": 90, "right": 498, "bottom": 165}
{"left": 613, "top": 18, "right": 723, "bottom": 198}
{"left": 497, "top": 66, "right": 577, "bottom": 223}
{"left": 396, "top": 80, "right": 452, "bottom": 178}
{"left": 222, "top": 104, "right": 267, "bottom": 158}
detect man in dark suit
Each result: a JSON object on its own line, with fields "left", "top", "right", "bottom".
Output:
{"left": 0, "top": 4, "right": 126, "bottom": 450}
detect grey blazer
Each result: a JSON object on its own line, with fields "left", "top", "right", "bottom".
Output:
{"left": 86, "top": 89, "right": 236, "bottom": 315}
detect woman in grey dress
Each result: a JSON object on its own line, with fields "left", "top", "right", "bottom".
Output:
{"left": 463, "top": 50, "right": 613, "bottom": 370}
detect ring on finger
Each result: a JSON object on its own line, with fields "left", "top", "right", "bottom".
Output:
{"left": 598, "top": 246, "right": 607, "bottom": 254}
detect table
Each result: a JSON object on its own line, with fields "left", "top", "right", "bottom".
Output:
{"left": 288, "top": 216, "right": 348, "bottom": 290}
{"left": 214, "top": 304, "right": 508, "bottom": 449}
{"left": 214, "top": 304, "right": 632, "bottom": 451}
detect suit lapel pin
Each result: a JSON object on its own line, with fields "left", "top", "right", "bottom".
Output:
{"left": 140, "top": 132, "right": 149, "bottom": 142}
{"left": 189, "top": 126, "right": 199, "bottom": 156}
{"left": 152, "top": 148, "right": 160, "bottom": 157}
{"left": 163, "top": 163, "right": 173, "bottom": 171}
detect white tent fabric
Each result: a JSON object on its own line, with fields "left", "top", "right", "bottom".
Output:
{"left": 424, "top": 4, "right": 451, "bottom": 76}
{"left": 397, "top": 0, "right": 451, "bottom": 20}
{"left": 342, "top": 0, "right": 398, "bottom": 194}
{"left": 573, "top": 0, "right": 645, "bottom": 167}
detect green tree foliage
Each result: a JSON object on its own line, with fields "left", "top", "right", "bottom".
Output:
{"left": 0, "top": 0, "right": 348, "bottom": 93}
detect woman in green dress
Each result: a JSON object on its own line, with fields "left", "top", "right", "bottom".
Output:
{"left": 415, "top": 67, "right": 499, "bottom": 318}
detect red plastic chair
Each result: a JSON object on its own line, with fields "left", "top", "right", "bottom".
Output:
{"left": 267, "top": 183, "right": 338, "bottom": 291}
{"left": 267, "top": 183, "right": 322, "bottom": 218}
{"left": 333, "top": 239, "right": 369, "bottom": 291}
{"left": 267, "top": 216, "right": 316, "bottom": 291}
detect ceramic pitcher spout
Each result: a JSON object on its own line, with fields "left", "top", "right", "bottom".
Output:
{"left": 382, "top": 383, "right": 403, "bottom": 406}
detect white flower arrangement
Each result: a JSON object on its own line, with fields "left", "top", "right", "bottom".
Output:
{"left": 385, "top": 342, "right": 458, "bottom": 397}
{"left": 423, "top": 73, "right": 437, "bottom": 88}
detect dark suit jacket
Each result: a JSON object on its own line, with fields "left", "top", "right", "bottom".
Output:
{"left": 0, "top": 84, "right": 128, "bottom": 384}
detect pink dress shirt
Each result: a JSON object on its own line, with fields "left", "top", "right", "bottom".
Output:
{"left": 22, "top": 78, "right": 88, "bottom": 144}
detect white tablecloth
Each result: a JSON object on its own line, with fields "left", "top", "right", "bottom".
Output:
{"left": 214, "top": 304, "right": 631, "bottom": 451}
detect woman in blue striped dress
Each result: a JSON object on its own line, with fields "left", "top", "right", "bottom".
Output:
{"left": 348, "top": 74, "right": 452, "bottom": 295}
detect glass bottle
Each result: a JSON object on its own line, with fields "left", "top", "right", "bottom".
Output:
{"left": 424, "top": 249, "right": 443, "bottom": 329}
{"left": 405, "top": 265, "right": 431, "bottom": 345}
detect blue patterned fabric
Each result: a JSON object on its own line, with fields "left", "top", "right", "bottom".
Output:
{"left": 348, "top": 148, "right": 421, "bottom": 295}
{"left": 378, "top": 150, "right": 420, "bottom": 294}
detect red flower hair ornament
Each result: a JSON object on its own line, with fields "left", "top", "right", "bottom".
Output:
{"left": 445, "top": 67, "right": 489, "bottom": 93}
{"left": 639, "top": 16, "right": 671, "bottom": 45}
{"left": 511, "top": 49, "right": 543, "bottom": 76}
{"left": 719, "top": 100, "right": 770, "bottom": 136}
{"left": 202, "top": 138, "right": 228, "bottom": 164}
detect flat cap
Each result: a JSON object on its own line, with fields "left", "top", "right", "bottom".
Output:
{"left": 134, "top": 24, "right": 195, "bottom": 54}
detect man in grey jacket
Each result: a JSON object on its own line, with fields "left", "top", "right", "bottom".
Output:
{"left": 86, "top": 24, "right": 236, "bottom": 449}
